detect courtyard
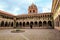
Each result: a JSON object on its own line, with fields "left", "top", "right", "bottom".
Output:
{"left": 0, "top": 28, "right": 60, "bottom": 40}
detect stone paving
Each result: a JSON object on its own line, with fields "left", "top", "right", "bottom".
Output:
{"left": 55, "top": 27, "right": 60, "bottom": 31}
{"left": 0, "top": 29, "right": 60, "bottom": 40}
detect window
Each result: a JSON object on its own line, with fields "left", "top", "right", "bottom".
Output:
{"left": 33, "top": 10, "right": 35, "bottom": 13}
{"left": 50, "top": 15, "right": 51, "bottom": 17}
{"left": 43, "top": 15, "right": 44, "bottom": 17}
{"left": 30, "top": 10, "right": 31, "bottom": 13}
{"left": 41, "top": 16, "right": 42, "bottom": 17}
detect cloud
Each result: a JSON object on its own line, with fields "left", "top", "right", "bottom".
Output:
{"left": 25, "top": 0, "right": 34, "bottom": 4}
{"left": 42, "top": 7, "right": 51, "bottom": 13}
{"left": 0, "top": 5, "right": 4, "bottom": 10}
{"left": 0, "top": 2, "right": 8, "bottom": 10}
{"left": 7, "top": 7, "right": 20, "bottom": 15}
{"left": 11, "top": 7, "right": 20, "bottom": 15}
{"left": 41, "top": 2, "right": 52, "bottom": 13}
{"left": 12, "top": 7, "right": 20, "bottom": 12}
{"left": 0, "top": 0, "right": 52, "bottom": 15}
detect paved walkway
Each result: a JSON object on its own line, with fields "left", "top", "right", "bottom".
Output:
{"left": 0, "top": 29, "right": 60, "bottom": 40}
{"left": 55, "top": 27, "right": 60, "bottom": 31}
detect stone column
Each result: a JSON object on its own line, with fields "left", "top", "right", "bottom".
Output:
{"left": 0, "top": 22, "right": 1, "bottom": 27}
{"left": 3, "top": 22, "right": 5, "bottom": 27}
{"left": 13, "top": 18, "right": 16, "bottom": 28}
{"left": 46, "top": 22, "right": 48, "bottom": 28}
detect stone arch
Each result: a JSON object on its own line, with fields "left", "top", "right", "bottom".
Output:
{"left": 5, "top": 21, "right": 8, "bottom": 27}
{"left": 16, "top": 22, "right": 19, "bottom": 27}
{"left": 45, "top": 15, "right": 47, "bottom": 17}
{"left": 30, "top": 21, "right": 33, "bottom": 29}
{"left": 48, "top": 21, "right": 52, "bottom": 27}
{"left": 48, "top": 15, "right": 51, "bottom": 17}
{"left": 1, "top": 21, "right": 4, "bottom": 27}
{"left": 11, "top": 22, "right": 13, "bottom": 27}
{"left": 19, "top": 22, "right": 22, "bottom": 27}
{"left": 30, "top": 21, "right": 33, "bottom": 25}
{"left": 43, "top": 21, "right": 47, "bottom": 26}
{"left": 39, "top": 21, "right": 42, "bottom": 27}
{"left": 34, "top": 21, "right": 37, "bottom": 25}
{"left": 23, "top": 22, "right": 25, "bottom": 27}
{"left": 26, "top": 22, "right": 29, "bottom": 27}
{"left": 26, "top": 22, "right": 29, "bottom": 25}
{"left": 34, "top": 21, "right": 38, "bottom": 27}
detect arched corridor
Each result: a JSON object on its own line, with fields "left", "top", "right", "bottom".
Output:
{"left": 39, "top": 21, "right": 42, "bottom": 27}
{"left": 26, "top": 22, "right": 29, "bottom": 27}
{"left": 30, "top": 22, "right": 33, "bottom": 25}
{"left": 11, "top": 22, "right": 13, "bottom": 27}
{"left": 48, "top": 21, "right": 52, "bottom": 27}
{"left": 34, "top": 21, "right": 38, "bottom": 27}
{"left": 43, "top": 21, "right": 47, "bottom": 27}
{"left": 23, "top": 22, "right": 25, "bottom": 27}
{"left": 1, "top": 21, "right": 4, "bottom": 27}
{"left": 0, "top": 21, "right": 54, "bottom": 29}
{"left": 30, "top": 22, "right": 33, "bottom": 29}
{"left": 16, "top": 22, "right": 19, "bottom": 27}
{"left": 19, "top": 22, "right": 22, "bottom": 27}
{"left": 5, "top": 22, "right": 8, "bottom": 27}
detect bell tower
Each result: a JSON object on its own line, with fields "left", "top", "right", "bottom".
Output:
{"left": 28, "top": 3, "right": 38, "bottom": 14}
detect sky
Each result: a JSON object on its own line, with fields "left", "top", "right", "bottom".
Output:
{"left": 0, "top": 0, "right": 52, "bottom": 15}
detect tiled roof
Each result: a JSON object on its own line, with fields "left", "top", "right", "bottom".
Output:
{"left": 0, "top": 10, "right": 52, "bottom": 17}
{"left": 0, "top": 10, "right": 15, "bottom": 16}
{"left": 17, "top": 12, "right": 52, "bottom": 17}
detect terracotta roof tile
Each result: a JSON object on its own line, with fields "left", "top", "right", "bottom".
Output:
{"left": 0, "top": 10, "right": 15, "bottom": 16}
